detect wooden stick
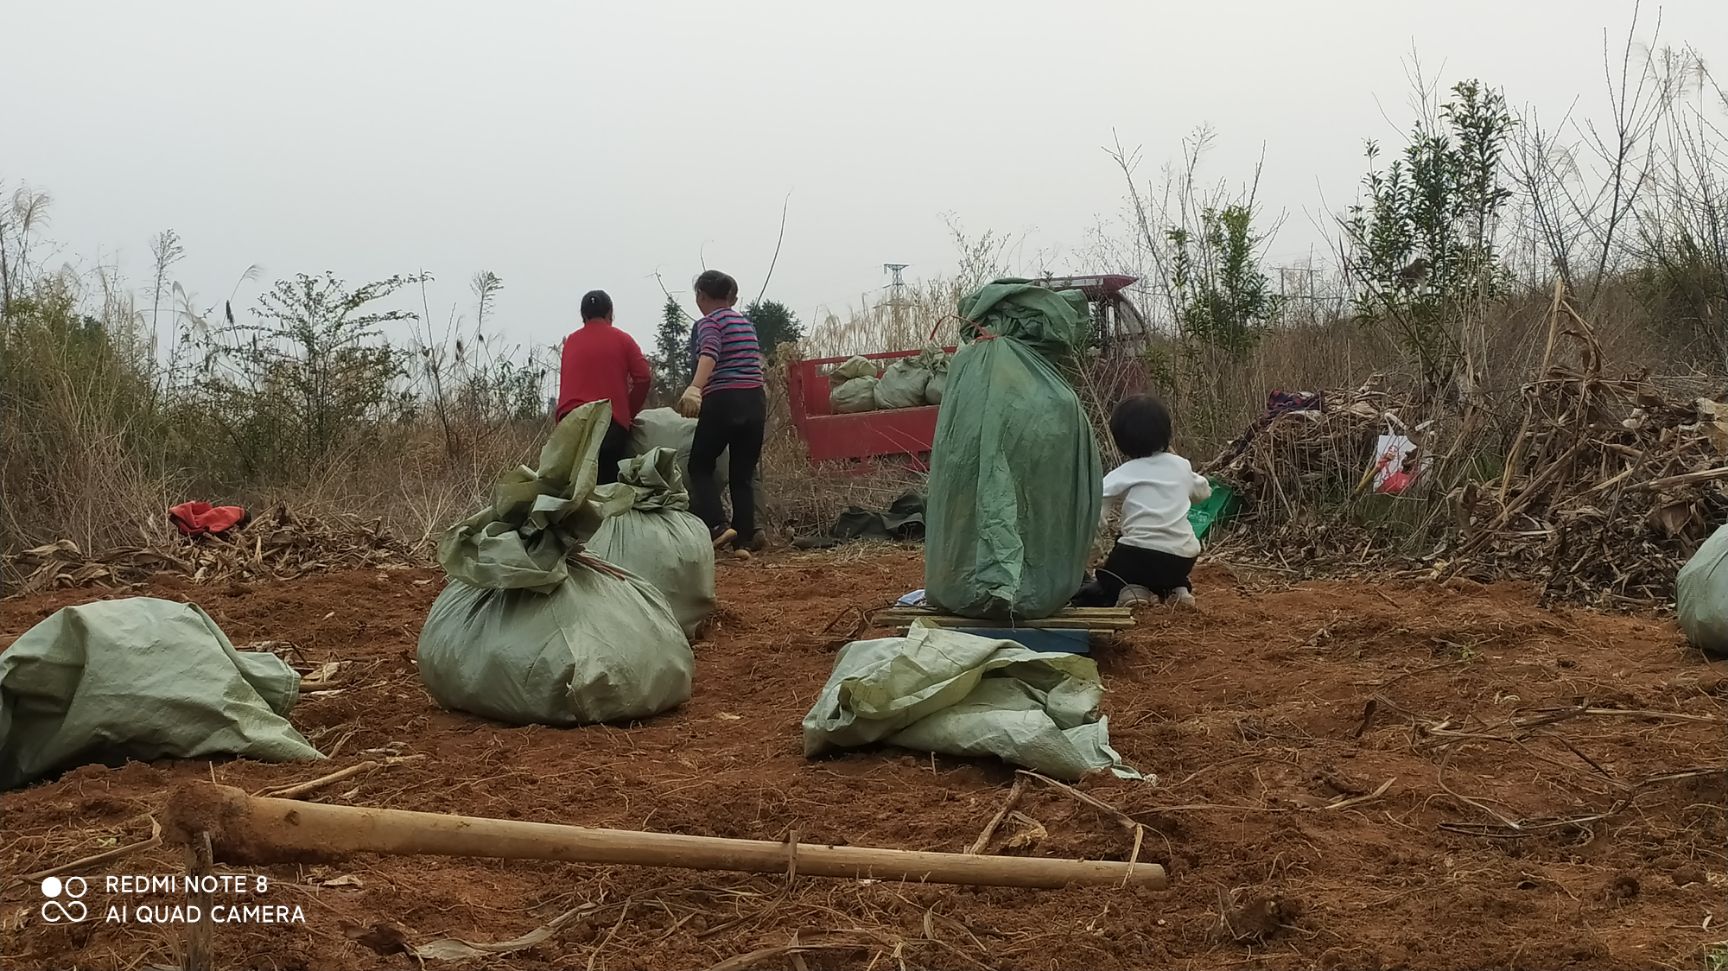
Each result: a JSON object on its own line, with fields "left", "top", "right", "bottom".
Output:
{"left": 1515, "top": 706, "right": 1721, "bottom": 725}
{"left": 1634, "top": 466, "right": 1728, "bottom": 492}
{"left": 1017, "top": 771, "right": 1140, "bottom": 833}
{"left": 966, "top": 778, "right": 1026, "bottom": 854}
{"left": 26, "top": 816, "right": 162, "bottom": 881}
{"left": 1322, "top": 778, "right": 1395, "bottom": 812}
{"left": 705, "top": 938, "right": 874, "bottom": 971}
{"left": 1014, "top": 772, "right": 1152, "bottom": 888}
{"left": 879, "top": 607, "right": 1133, "bottom": 618}
{"left": 255, "top": 760, "right": 380, "bottom": 799}
{"left": 165, "top": 784, "right": 1166, "bottom": 891}
{"left": 877, "top": 613, "right": 1135, "bottom": 632}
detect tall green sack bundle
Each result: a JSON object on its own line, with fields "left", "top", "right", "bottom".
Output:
{"left": 590, "top": 447, "right": 716, "bottom": 638}
{"left": 418, "top": 401, "right": 694, "bottom": 726}
{"left": 925, "top": 280, "right": 1103, "bottom": 619}
{"left": 1677, "top": 523, "right": 1728, "bottom": 659}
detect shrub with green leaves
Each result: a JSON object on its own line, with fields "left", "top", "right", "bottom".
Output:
{"left": 196, "top": 271, "right": 423, "bottom": 478}
{"left": 1346, "top": 80, "right": 1515, "bottom": 392}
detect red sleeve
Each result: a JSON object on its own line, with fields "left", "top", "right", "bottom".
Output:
{"left": 555, "top": 333, "right": 578, "bottom": 416}
{"left": 624, "top": 333, "right": 651, "bottom": 416}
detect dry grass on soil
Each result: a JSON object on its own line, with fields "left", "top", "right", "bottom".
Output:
{"left": 1, "top": 548, "right": 1725, "bottom": 971}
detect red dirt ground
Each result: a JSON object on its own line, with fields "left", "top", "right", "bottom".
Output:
{"left": 2, "top": 550, "right": 1724, "bottom": 970}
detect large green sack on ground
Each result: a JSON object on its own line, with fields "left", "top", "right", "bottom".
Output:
{"left": 801, "top": 626, "right": 1140, "bottom": 782}
{"left": 589, "top": 448, "right": 715, "bottom": 638}
{"left": 628, "top": 407, "right": 727, "bottom": 495}
{"left": 418, "top": 401, "right": 694, "bottom": 726}
{"left": 0, "top": 598, "right": 322, "bottom": 789}
{"left": 924, "top": 280, "right": 1102, "bottom": 619}
{"left": 874, "top": 358, "right": 932, "bottom": 409}
{"left": 1677, "top": 523, "right": 1728, "bottom": 658}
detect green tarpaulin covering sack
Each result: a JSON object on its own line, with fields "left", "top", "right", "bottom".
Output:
{"left": 925, "top": 280, "right": 1103, "bottom": 619}
{"left": 418, "top": 400, "right": 694, "bottom": 726}
{"left": 1677, "top": 523, "right": 1728, "bottom": 659}
{"left": 0, "top": 598, "right": 322, "bottom": 789}
{"left": 802, "top": 626, "right": 1140, "bottom": 782}
{"left": 589, "top": 447, "right": 716, "bottom": 638}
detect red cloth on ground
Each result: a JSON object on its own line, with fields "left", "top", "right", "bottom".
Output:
{"left": 169, "top": 502, "right": 249, "bottom": 537}
{"left": 556, "top": 320, "right": 652, "bottom": 428}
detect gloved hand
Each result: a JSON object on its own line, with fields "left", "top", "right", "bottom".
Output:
{"left": 676, "top": 385, "right": 703, "bottom": 418}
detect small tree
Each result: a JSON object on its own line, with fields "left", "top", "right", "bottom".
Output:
{"left": 1345, "top": 79, "right": 1515, "bottom": 395}
{"left": 742, "top": 298, "right": 802, "bottom": 359}
{"left": 650, "top": 297, "right": 691, "bottom": 401}
{"left": 1166, "top": 203, "right": 1278, "bottom": 357}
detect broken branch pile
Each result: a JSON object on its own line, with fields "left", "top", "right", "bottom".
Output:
{"left": 1201, "top": 290, "right": 1725, "bottom": 608}
{"left": 1199, "top": 381, "right": 1437, "bottom": 573}
{"left": 1448, "top": 297, "right": 1728, "bottom": 606}
{"left": 2, "top": 504, "right": 421, "bottom": 596}
{"left": 1204, "top": 380, "right": 1422, "bottom": 518}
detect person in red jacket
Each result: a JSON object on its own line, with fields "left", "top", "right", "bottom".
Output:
{"left": 556, "top": 290, "right": 651, "bottom": 484}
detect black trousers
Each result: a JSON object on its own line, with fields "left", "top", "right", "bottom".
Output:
{"left": 597, "top": 420, "right": 630, "bottom": 485}
{"left": 690, "top": 387, "right": 766, "bottom": 542}
{"left": 1073, "top": 541, "right": 1197, "bottom": 606}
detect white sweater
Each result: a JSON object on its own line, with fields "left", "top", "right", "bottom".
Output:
{"left": 1103, "top": 453, "right": 1213, "bottom": 558}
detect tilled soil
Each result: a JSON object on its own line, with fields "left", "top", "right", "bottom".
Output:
{"left": 1, "top": 550, "right": 1724, "bottom": 970}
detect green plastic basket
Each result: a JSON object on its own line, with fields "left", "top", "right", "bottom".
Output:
{"left": 1187, "top": 478, "right": 1239, "bottom": 544}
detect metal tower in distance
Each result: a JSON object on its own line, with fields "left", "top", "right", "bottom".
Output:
{"left": 883, "top": 263, "right": 909, "bottom": 338}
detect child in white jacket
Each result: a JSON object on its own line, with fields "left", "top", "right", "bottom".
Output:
{"left": 1075, "top": 394, "right": 1212, "bottom": 608}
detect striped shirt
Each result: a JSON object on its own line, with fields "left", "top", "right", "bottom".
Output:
{"left": 689, "top": 307, "right": 764, "bottom": 392}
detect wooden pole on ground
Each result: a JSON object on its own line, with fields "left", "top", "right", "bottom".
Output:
{"left": 165, "top": 783, "right": 1166, "bottom": 891}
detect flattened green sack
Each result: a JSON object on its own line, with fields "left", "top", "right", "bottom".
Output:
{"left": 802, "top": 626, "right": 1141, "bottom": 782}
{"left": 589, "top": 447, "right": 716, "bottom": 637}
{"left": 0, "top": 598, "right": 322, "bottom": 789}
{"left": 418, "top": 401, "right": 693, "bottom": 726}
{"left": 1677, "top": 523, "right": 1728, "bottom": 659}
{"left": 924, "top": 280, "right": 1102, "bottom": 619}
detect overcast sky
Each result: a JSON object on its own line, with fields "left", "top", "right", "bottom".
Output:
{"left": 6, "top": 0, "right": 1723, "bottom": 356}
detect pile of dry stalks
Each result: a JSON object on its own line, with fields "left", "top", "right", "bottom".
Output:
{"left": 2, "top": 505, "right": 423, "bottom": 596}
{"left": 1446, "top": 291, "right": 1728, "bottom": 606}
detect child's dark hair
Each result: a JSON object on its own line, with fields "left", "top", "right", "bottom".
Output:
{"left": 1109, "top": 394, "right": 1173, "bottom": 458}
{"left": 693, "top": 270, "right": 739, "bottom": 302}
{"left": 580, "top": 290, "right": 612, "bottom": 320}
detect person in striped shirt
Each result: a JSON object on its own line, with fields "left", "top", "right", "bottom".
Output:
{"left": 678, "top": 270, "right": 767, "bottom": 551}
